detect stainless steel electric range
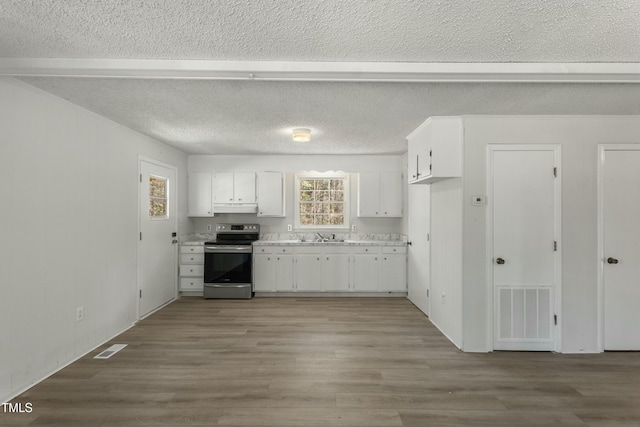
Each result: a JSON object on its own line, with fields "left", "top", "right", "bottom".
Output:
{"left": 203, "top": 223, "right": 260, "bottom": 299}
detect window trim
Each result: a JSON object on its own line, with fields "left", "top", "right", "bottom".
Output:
{"left": 294, "top": 171, "right": 350, "bottom": 230}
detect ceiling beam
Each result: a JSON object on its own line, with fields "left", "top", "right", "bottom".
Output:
{"left": 1, "top": 59, "right": 640, "bottom": 82}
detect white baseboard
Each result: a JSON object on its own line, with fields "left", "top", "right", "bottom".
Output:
{"left": 2, "top": 322, "right": 136, "bottom": 403}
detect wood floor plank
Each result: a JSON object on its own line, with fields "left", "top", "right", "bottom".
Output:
{"left": 398, "top": 409, "right": 587, "bottom": 427}
{"left": 2, "top": 296, "right": 640, "bottom": 426}
{"left": 216, "top": 407, "right": 403, "bottom": 426}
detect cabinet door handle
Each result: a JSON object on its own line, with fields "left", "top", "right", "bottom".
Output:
{"left": 607, "top": 257, "right": 619, "bottom": 264}
{"left": 496, "top": 257, "right": 506, "bottom": 265}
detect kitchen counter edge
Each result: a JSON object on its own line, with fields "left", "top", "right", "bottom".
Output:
{"left": 252, "top": 240, "right": 407, "bottom": 246}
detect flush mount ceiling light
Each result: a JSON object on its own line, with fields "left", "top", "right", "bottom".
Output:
{"left": 292, "top": 128, "right": 311, "bottom": 142}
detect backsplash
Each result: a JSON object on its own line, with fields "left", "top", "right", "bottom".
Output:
{"left": 180, "top": 232, "right": 407, "bottom": 243}
{"left": 259, "top": 232, "right": 407, "bottom": 242}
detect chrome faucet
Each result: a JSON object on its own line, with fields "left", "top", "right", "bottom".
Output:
{"left": 315, "top": 233, "right": 335, "bottom": 242}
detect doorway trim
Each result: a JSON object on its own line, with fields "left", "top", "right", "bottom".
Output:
{"left": 485, "top": 144, "right": 562, "bottom": 352}
{"left": 597, "top": 144, "right": 640, "bottom": 352}
{"left": 137, "top": 156, "right": 179, "bottom": 320}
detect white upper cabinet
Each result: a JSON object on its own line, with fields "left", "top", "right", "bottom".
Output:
{"left": 214, "top": 172, "right": 256, "bottom": 203}
{"left": 187, "top": 172, "right": 213, "bottom": 217}
{"left": 257, "top": 172, "right": 285, "bottom": 217}
{"left": 233, "top": 172, "right": 257, "bottom": 203}
{"left": 357, "top": 172, "right": 403, "bottom": 217}
{"left": 407, "top": 116, "right": 463, "bottom": 184}
{"left": 213, "top": 172, "right": 234, "bottom": 203}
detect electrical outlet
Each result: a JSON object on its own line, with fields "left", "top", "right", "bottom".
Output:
{"left": 287, "top": 224, "right": 292, "bottom": 231}
{"left": 206, "top": 224, "right": 212, "bottom": 231}
{"left": 351, "top": 224, "right": 356, "bottom": 232}
{"left": 76, "top": 306, "right": 84, "bottom": 322}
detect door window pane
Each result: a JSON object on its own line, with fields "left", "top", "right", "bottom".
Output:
{"left": 149, "top": 176, "right": 168, "bottom": 218}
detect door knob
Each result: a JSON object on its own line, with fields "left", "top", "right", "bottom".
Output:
{"left": 496, "top": 257, "right": 506, "bottom": 265}
{"left": 607, "top": 257, "right": 619, "bottom": 264}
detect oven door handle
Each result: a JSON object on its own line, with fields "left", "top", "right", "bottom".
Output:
{"left": 205, "top": 246, "right": 252, "bottom": 253}
{"left": 204, "top": 284, "right": 251, "bottom": 288}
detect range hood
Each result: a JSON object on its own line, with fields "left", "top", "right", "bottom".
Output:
{"left": 214, "top": 203, "right": 258, "bottom": 214}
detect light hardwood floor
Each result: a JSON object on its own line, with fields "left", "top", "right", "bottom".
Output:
{"left": 3, "top": 297, "right": 640, "bottom": 426}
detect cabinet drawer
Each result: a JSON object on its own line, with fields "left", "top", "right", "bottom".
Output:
{"left": 180, "top": 277, "right": 204, "bottom": 290}
{"left": 295, "top": 246, "right": 323, "bottom": 254}
{"left": 180, "top": 264, "right": 204, "bottom": 277}
{"left": 272, "top": 246, "right": 294, "bottom": 254}
{"left": 255, "top": 246, "right": 274, "bottom": 254}
{"left": 382, "top": 246, "right": 407, "bottom": 254}
{"left": 329, "top": 247, "right": 351, "bottom": 254}
{"left": 180, "top": 245, "right": 204, "bottom": 254}
{"left": 180, "top": 253, "right": 204, "bottom": 264}
{"left": 353, "top": 246, "right": 380, "bottom": 254}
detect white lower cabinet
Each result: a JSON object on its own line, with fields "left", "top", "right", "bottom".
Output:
{"left": 323, "top": 251, "right": 350, "bottom": 292}
{"left": 295, "top": 253, "right": 324, "bottom": 291}
{"left": 381, "top": 246, "right": 408, "bottom": 292}
{"left": 353, "top": 249, "right": 381, "bottom": 292}
{"left": 254, "top": 246, "right": 294, "bottom": 292}
{"left": 179, "top": 244, "right": 205, "bottom": 292}
{"left": 254, "top": 243, "right": 407, "bottom": 294}
{"left": 253, "top": 252, "right": 275, "bottom": 292}
{"left": 294, "top": 247, "right": 350, "bottom": 292}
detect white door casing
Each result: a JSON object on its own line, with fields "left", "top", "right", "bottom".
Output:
{"left": 407, "top": 183, "right": 430, "bottom": 316}
{"left": 487, "top": 145, "right": 561, "bottom": 351}
{"left": 598, "top": 145, "right": 640, "bottom": 350}
{"left": 139, "top": 159, "right": 178, "bottom": 319}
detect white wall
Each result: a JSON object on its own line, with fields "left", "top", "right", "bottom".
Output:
{"left": 430, "top": 178, "right": 463, "bottom": 348}
{"left": 400, "top": 152, "right": 409, "bottom": 236}
{"left": 188, "top": 155, "right": 405, "bottom": 235}
{"left": 0, "top": 77, "right": 190, "bottom": 402}
{"left": 460, "top": 116, "right": 640, "bottom": 353}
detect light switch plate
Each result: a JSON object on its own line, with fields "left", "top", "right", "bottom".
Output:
{"left": 472, "top": 195, "right": 486, "bottom": 206}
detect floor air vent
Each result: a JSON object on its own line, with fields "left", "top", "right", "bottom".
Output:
{"left": 94, "top": 344, "right": 127, "bottom": 359}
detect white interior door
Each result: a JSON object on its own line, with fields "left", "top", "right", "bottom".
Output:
{"left": 407, "top": 183, "right": 430, "bottom": 316}
{"left": 139, "top": 159, "right": 177, "bottom": 318}
{"left": 489, "top": 145, "right": 560, "bottom": 351}
{"left": 601, "top": 146, "right": 640, "bottom": 350}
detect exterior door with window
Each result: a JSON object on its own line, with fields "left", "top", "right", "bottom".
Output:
{"left": 139, "top": 159, "right": 177, "bottom": 318}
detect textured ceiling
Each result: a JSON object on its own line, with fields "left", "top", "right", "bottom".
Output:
{"left": 3, "top": 1, "right": 640, "bottom": 154}
{"left": 1, "top": 0, "right": 639, "bottom": 62}
{"left": 20, "top": 78, "right": 640, "bottom": 155}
